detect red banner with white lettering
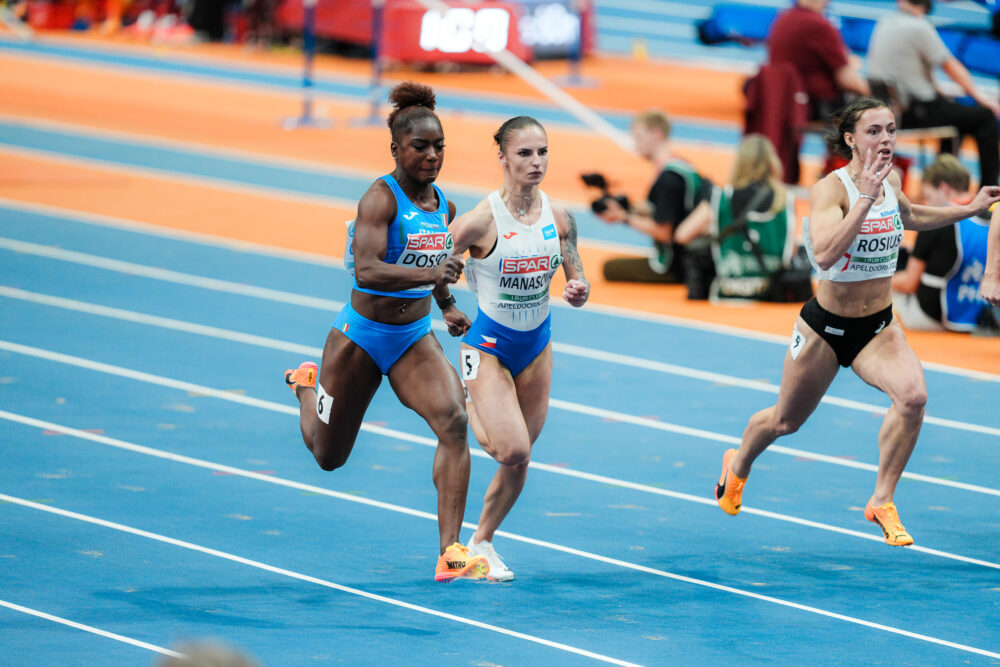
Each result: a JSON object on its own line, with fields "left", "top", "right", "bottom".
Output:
{"left": 381, "top": 0, "right": 530, "bottom": 64}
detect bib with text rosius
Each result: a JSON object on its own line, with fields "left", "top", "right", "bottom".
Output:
{"left": 803, "top": 167, "right": 904, "bottom": 283}
{"left": 842, "top": 208, "right": 904, "bottom": 274}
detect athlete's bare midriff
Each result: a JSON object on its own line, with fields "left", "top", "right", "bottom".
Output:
{"left": 351, "top": 290, "right": 432, "bottom": 325}
{"left": 816, "top": 277, "right": 893, "bottom": 318}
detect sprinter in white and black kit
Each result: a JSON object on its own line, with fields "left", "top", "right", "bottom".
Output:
{"left": 449, "top": 116, "right": 589, "bottom": 580}
{"left": 714, "top": 98, "right": 1000, "bottom": 546}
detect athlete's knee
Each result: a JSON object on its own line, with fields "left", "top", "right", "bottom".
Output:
{"left": 430, "top": 399, "right": 469, "bottom": 445}
{"left": 314, "top": 449, "right": 349, "bottom": 471}
{"left": 309, "top": 434, "right": 353, "bottom": 471}
{"left": 895, "top": 386, "right": 927, "bottom": 417}
{"left": 769, "top": 413, "right": 802, "bottom": 438}
{"left": 495, "top": 445, "right": 530, "bottom": 467}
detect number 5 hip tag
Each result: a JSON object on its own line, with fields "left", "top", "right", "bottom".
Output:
{"left": 461, "top": 349, "right": 480, "bottom": 381}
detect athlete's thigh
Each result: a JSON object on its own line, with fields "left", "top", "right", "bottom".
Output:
{"left": 850, "top": 322, "right": 925, "bottom": 403}
{"left": 772, "top": 316, "right": 841, "bottom": 424}
{"left": 512, "top": 343, "right": 552, "bottom": 444}
{"left": 388, "top": 333, "right": 466, "bottom": 433}
{"left": 461, "top": 344, "right": 530, "bottom": 447}
{"left": 315, "top": 328, "right": 382, "bottom": 443}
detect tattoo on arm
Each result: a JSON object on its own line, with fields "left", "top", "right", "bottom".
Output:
{"left": 563, "top": 209, "right": 587, "bottom": 281}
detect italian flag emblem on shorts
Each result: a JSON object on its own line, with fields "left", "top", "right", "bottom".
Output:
{"left": 342, "top": 322, "right": 350, "bottom": 333}
{"left": 480, "top": 335, "right": 497, "bottom": 349}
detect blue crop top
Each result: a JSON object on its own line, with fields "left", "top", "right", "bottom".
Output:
{"left": 348, "top": 174, "right": 452, "bottom": 299}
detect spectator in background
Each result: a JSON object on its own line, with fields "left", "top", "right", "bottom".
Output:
{"left": 767, "top": 0, "right": 870, "bottom": 122}
{"left": 867, "top": 0, "right": 1000, "bottom": 186}
{"left": 675, "top": 134, "right": 798, "bottom": 301}
{"left": 893, "top": 154, "right": 992, "bottom": 330}
{"left": 597, "top": 109, "right": 713, "bottom": 286}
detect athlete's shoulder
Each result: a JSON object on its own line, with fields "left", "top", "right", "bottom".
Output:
{"left": 812, "top": 170, "right": 847, "bottom": 199}
{"left": 357, "top": 178, "right": 396, "bottom": 221}
{"left": 548, "top": 197, "right": 575, "bottom": 230}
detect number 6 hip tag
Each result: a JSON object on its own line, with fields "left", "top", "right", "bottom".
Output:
{"left": 315, "top": 381, "right": 333, "bottom": 424}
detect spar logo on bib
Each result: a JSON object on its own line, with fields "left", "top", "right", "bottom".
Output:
{"left": 405, "top": 233, "right": 453, "bottom": 251}
{"left": 860, "top": 213, "right": 902, "bottom": 234}
{"left": 502, "top": 255, "right": 550, "bottom": 274}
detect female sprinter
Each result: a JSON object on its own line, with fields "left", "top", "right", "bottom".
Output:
{"left": 284, "top": 82, "right": 487, "bottom": 582}
{"left": 448, "top": 116, "right": 590, "bottom": 580}
{"left": 714, "top": 97, "right": 1000, "bottom": 546}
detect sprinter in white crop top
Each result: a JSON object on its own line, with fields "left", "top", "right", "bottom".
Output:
{"left": 714, "top": 98, "right": 1000, "bottom": 548}
{"left": 447, "top": 116, "right": 589, "bottom": 581}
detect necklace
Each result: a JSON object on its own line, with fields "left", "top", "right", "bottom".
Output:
{"left": 506, "top": 191, "right": 536, "bottom": 217}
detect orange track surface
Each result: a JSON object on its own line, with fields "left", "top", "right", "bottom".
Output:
{"left": 1, "top": 34, "right": 996, "bottom": 373}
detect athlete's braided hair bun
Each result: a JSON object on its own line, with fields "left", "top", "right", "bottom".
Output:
{"left": 387, "top": 82, "right": 439, "bottom": 140}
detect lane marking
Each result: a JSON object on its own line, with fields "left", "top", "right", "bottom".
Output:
{"left": 3, "top": 280, "right": 1000, "bottom": 452}
{"left": 0, "top": 115, "right": 488, "bottom": 202}
{"left": 2, "top": 490, "right": 998, "bottom": 660}
{"left": 0, "top": 494, "right": 641, "bottom": 667}
{"left": 0, "top": 145, "right": 358, "bottom": 211}
{"left": 1, "top": 209, "right": 995, "bottom": 382}
{"left": 4, "top": 231, "right": 1000, "bottom": 408}
{"left": 1, "top": 317, "right": 998, "bottom": 496}
{"left": 0, "top": 599, "right": 183, "bottom": 658}
{"left": 3, "top": 408, "right": 998, "bottom": 573}
{"left": 0, "top": 198, "right": 349, "bottom": 268}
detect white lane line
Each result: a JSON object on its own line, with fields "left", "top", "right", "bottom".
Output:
{"left": 0, "top": 238, "right": 344, "bottom": 310}
{"left": 1, "top": 331, "right": 998, "bottom": 498}
{"left": 2, "top": 489, "right": 998, "bottom": 660}
{"left": 0, "top": 115, "right": 486, "bottom": 203}
{"left": 1, "top": 238, "right": 998, "bottom": 431}
{"left": 0, "top": 287, "right": 318, "bottom": 357}
{"left": 0, "top": 495, "right": 641, "bottom": 667}
{"left": 4, "top": 408, "right": 997, "bottom": 574}
{"left": 0, "top": 145, "right": 359, "bottom": 211}
{"left": 0, "top": 599, "right": 183, "bottom": 658}
{"left": 3, "top": 282, "right": 1000, "bottom": 486}
{"left": 2, "top": 208, "right": 997, "bottom": 385}
{"left": 0, "top": 197, "right": 350, "bottom": 268}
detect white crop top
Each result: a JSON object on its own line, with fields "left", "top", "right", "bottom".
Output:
{"left": 464, "top": 190, "right": 563, "bottom": 331}
{"left": 803, "top": 167, "right": 904, "bottom": 282}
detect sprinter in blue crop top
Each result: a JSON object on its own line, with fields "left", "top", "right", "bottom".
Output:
{"left": 713, "top": 98, "right": 1000, "bottom": 547}
{"left": 282, "top": 82, "right": 488, "bottom": 583}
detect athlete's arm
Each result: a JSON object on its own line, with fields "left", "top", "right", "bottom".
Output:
{"left": 983, "top": 206, "right": 1000, "bottom": 305}
{"left": 555, "top": 204, "right": 589, "bottom": 308}
{"left": 435, "top": 197, "right": 471, "bottom": 336}
{"left": 353, "top": 181, "right": 462, "bottom": 291}
{"left": 903, "top": 183, "right": 1000, "bottom": 231}
{"left": 448, "top": 198, "right": 495, "bottom": 257}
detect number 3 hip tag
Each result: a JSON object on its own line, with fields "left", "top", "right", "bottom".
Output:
{"left": 315, "top": 381, "right": 333, "bottom": 424}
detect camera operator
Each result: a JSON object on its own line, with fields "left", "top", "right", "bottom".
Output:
{"left": 595, "top": 109, "right": 713, "bottom": 286}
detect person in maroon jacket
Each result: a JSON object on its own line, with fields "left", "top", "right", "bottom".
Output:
{"left": 768, "top": 0, "right": 869, "bottom": 121}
